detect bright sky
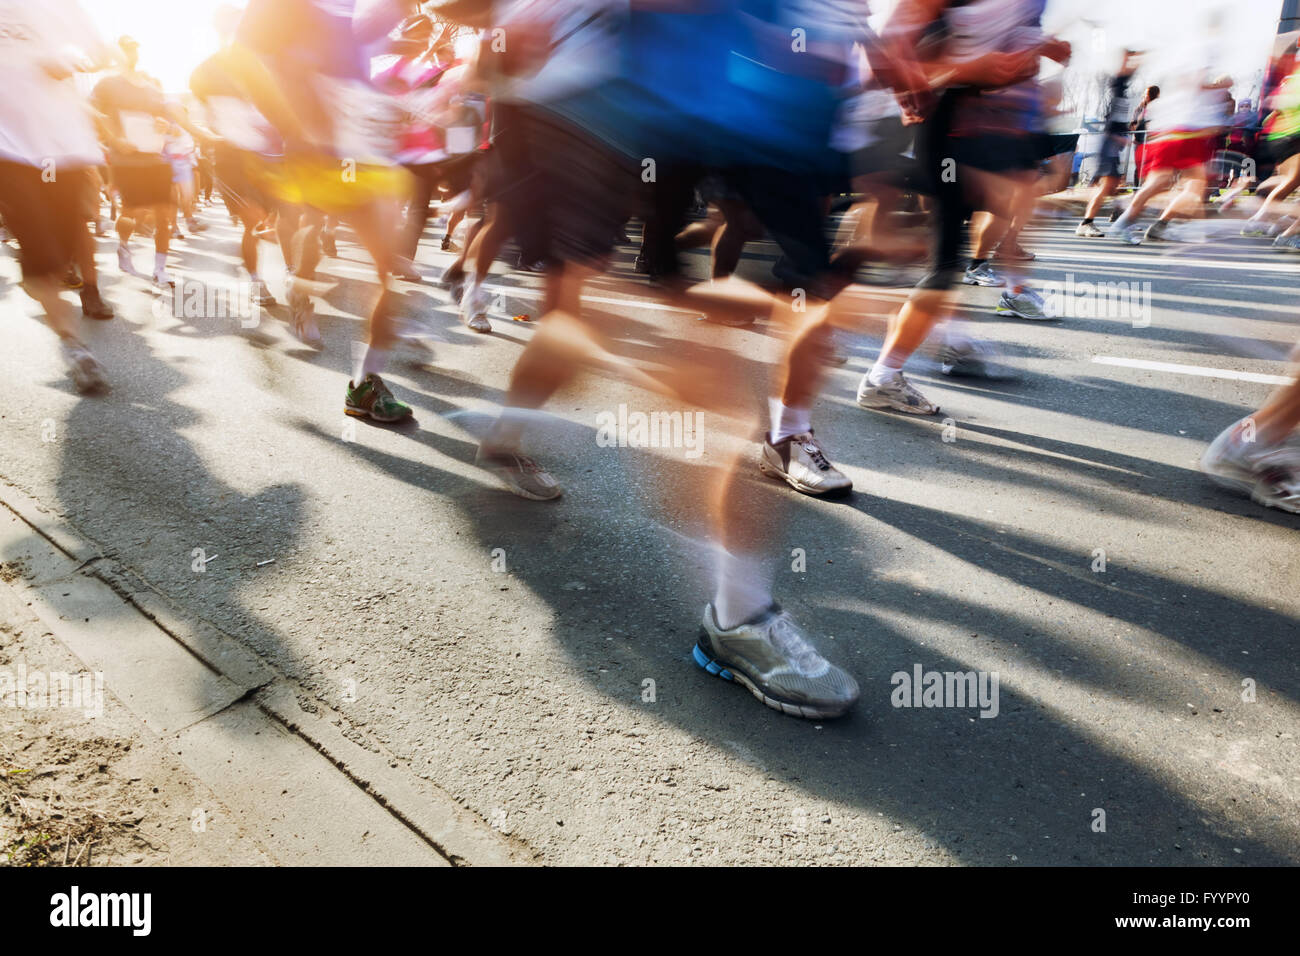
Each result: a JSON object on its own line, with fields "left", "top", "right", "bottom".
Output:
{"left": 88, "top": 0, "right": 1289, "bottom": 100}
{"left": 86, "top": 0, "right": 231, "bottom": 93}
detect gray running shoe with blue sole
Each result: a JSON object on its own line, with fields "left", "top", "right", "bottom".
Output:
{"left": 695, "top": 604, "right": 859, "bottom": 719}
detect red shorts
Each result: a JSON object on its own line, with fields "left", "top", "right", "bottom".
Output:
{"left": 1140, "top": 133, "right": 1217, "bottom": 177}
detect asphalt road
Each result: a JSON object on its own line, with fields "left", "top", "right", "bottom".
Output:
{"left": 1, "top": 206, "right": 1297, "bottom": 865}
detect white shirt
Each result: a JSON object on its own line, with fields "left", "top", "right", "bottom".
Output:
{"left": 0, "top": 0, "right": 108, "bottom": 167}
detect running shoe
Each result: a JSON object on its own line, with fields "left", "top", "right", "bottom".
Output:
{"left": 1272, "top": 234, "right": 1300, "bottom": 253}
{"left": 186, "top": 218, "right": 208, "bottom": 233}
{"left": 1144, "top": 219, "right": 1170, "bottom": 242}
{"left": 962, "top": 262, "right": 1005, "bottom": 287}
{"left": 80, "top": 286, "right": 114, "bottom": 321}
{"left": 1075, "top": 221, "right": 1105, "bottom": 238}
{"left": 152, "top": 267, "right": 175, "bottom": 289}
{"left": 759, "top": 430, "right": 852, "bottom": 496}
{"left": 116, "top": 245, "right": 139, "bottom": 276}
{"left": 1201, "top": 419, "right": 1300, "bottom": 514}
{"left": 475, "top": 445, "right": 562, "bottom": 500}
{"left": 286, "top": 277, "right": 322, "bottom": 347}
{"left": 459, "top": 283, "right": 492, "bottom": 333}
{"left": 62, "top": 266, "right": 83, "bottom": 290}
{"left": 252, "top": 280, "right": 276, "bottom": 308}
{"left": 344, "top": 373, "right": 412, "bottom": 423}
{"left": 61, "top": 341, "right": 108, "bottom": 394}
{"left": 940, "top": 338, "right": 1012, "bottom": 378}
{"left": 856, "top": 371, "right": 940, "bottom": 415}
{"left": 1113, "top": 223, "right": 1143, "bottom": 245}
{"left": 695, "top": 603, "right": 859, "bottom": 720}
{"left": 1240, "top": 223, "right": 1273, "bottom": 238}
{"left": 440, "top": 235, "right": 458, "bottom": 252}
{"left": 320, "top": 232, "right": 338, "bottom": 258}
{"left": 996, "top": 287, "right": 1056, "bottom": 320}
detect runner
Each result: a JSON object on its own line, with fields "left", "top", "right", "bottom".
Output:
{"left": 91, "top": 36, "right": 214, "bottom": 288}
{"left": 855, "top": 0, "right": 1070, "bottom": 414}
{"left": 1109, "top": 66, "right": 1230, "bottom": 245}
{"left": 226, "top": 0, "right": 417, "bottom": 421}
{"left": 1077, "top": 50, "right": 1139, "bottom": 237}
{"left": 0, "top": 0, "right": 117, "bottom": 391}
{"left": 190, "top": 36, "right": 287, "bottom": 308}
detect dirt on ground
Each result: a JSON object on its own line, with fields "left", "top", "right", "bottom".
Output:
{"left": 0, "top": 569, "right": 272, "bottom": 866}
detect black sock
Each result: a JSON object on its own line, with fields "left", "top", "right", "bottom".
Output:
{"left": 1081, "top": 217, "right": 1094, "bottom": 225}
{"left": 970, "top": 258, "right": 988, "bottom": 269}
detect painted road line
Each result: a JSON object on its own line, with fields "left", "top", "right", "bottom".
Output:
{"left": 1092, "top": 355, "right": 1294, "bottom": 386}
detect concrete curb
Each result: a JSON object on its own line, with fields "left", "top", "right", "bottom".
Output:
{"left": 0, "top": 479, "right": 527, "bottom": 866}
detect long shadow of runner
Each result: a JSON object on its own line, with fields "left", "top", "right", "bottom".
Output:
{"left": 42, "top": 296, "right": 312, "bottom": 706}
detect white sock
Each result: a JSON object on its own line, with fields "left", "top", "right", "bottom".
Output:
{"left": 484, "top": 407, "right": 527, "bottom": 451}
{"left": 154, "top": 252, "right": 167, "bottom": 273}
{"left": 249, "top": 271, "right": 262, "bottom": 284}
{"left": 354, "top": 346, "right": 388, "bottom": 383}
{"left": 768, "top": 398, "right": 811, "bottom": 443}
{"left": 712, "top": 548, "right": 775, "bottom": 631}
{"left": 867, "top": 353, "right": 905, "bottom": 387}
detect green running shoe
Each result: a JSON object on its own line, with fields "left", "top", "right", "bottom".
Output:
{"left": 345, "top": 373, "right": 412, "bottom": 423}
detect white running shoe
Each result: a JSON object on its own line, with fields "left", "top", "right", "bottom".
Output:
{"left": 459, "top": 283, "right": 492, "bottom": 333}
{"left": 117, "top": 245, "right": 139, "bottom": 276}
{"left": 856, "top": 371, "right": 940, "bottom": 415}
{"left": 962, "top": 262, "right": 1005, "bottom": 287}
{"left": 1201, "top": 419, "right": 1300, "bottom": 514}
{"left": 995, "top": 286, "right": 1056, "bottom": 321}
{"left": 286, "top": 278, "right": 322, "bottom": 347}
{"left": 759, "top": 430, "right": 852, "bottom": 496}
{"left": 1113, "top": 223, "right": 1143, "bottom": 245}
{"left": 61, "top": 341, "right": 108, "bottom": 394}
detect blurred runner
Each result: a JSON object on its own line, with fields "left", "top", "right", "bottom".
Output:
{"left": 226, "top": 0, "right": 417, "bottom": 421}
{"left": 0, "top": 0, "right": 117, "bottom": 391}
{"left": 92, "top": 36, "right": 213, "bottom": 288}
{"left": 1077, "top": 50, "right": 1139, "bottom": 237}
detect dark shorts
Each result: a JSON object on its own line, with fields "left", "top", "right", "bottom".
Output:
{"left": 949, "top": 133, "right": 1044, "bottom": 174}
{"left": 0, "top": 162, "right": 88, "bottom": 280}
{"left": 849, "top": 116, "right": 918, "bottom": 183}
{"left": 1092, "top": 152, "right": 1123, "bottom": 180}
{"left": 642, "top": 163, "right": 845, "bottom": 299}
{"left": 112, "top": 158, "right": 174, "bottom": 208}
{"left": 1262, "top": 132, "right": 1300, "bottom": 166}
{"left": 214, "top": 146, "right": 275, "bottom": 215}
{"left": 488, "top": 103, "right": 634, "bottom": 268}
{"left": 1039, "top": 132, "right": 1079, "bottom": 161}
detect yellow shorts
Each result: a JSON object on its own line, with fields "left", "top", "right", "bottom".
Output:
{"left": 257, "top": 155, "right": 411, "bottom": 215}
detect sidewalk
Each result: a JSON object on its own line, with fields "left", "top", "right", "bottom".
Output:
{"left": 0, "top": 483, "right": 525, "bottom": 866}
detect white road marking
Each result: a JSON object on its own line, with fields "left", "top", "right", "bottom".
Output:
{"left": 1092, "top": 355, "right": 1294, "bottom": 386}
